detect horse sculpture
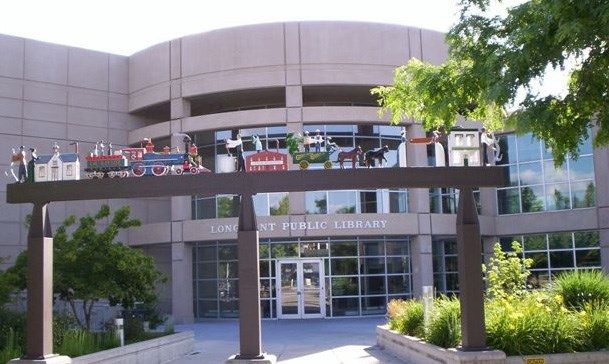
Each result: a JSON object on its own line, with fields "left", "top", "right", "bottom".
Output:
{"left": 337, "top": 146, "right": 363, "bottom": 169}
{"left": 364, "top": 145, "right": 389, "bottom": 168}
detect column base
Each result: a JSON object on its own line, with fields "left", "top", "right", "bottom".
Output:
{"left": 226, "top": 353, "right": 277, "bottom": 364}
{"left": 8, "top": 354, "right": 71, "bottom": 364}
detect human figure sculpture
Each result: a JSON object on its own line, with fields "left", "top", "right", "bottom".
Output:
{"left": 226, "top": 134, "right": 246, "bottom": 172}
{"left": 252, "top": 134, "right": 263, "bottom": 153}
{"left": 8, "top": 146, "right": 27, "bottom": 183}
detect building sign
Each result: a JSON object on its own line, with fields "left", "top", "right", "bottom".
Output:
{"left": 210, "top": 218, "right": 388, "bottom": 234}
{"left": 525, "top": 359, "right": 545, "bottom": 364}
{"left": 246, "top": 150, "right": 288, "bottom": 172}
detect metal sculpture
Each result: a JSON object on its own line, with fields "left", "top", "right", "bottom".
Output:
{"left": 363, "top": 145, "right": 389, "bottom": 168}
{"left": 337, "top": 146, "right": 363, "bottom": 169}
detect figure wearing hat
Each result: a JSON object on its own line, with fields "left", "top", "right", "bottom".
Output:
{"left": 9, "top": 146, "right": 27, "bottom": 183}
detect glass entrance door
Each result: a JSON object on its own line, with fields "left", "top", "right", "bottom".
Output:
{"left": 276, "top": 259, "right": 325, "bottom": 319}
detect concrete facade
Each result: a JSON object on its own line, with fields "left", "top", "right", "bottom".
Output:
{"left": 1, "top": 22, "right": 607, "bottom": 325}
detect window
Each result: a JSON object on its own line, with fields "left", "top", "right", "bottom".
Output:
{"left": 496, "top": 133, "right": 595, "bottom": 215}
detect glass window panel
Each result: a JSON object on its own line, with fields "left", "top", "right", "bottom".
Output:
{"left": 361, "top": 257, "right": 385, "bottom": 275}
{"left": 362, "top": 296, "right": 386, "bottom": 315}
{"left": 571, "top": 181, "right": 595, "bottom": 208}
{"left": 497, "top": 188, "right": 521, "bottom": 214}
{"left": 386, "top": 240, "right": 409, "bottom": 255}
{"left": 497, "top": 134, "right": 517, "bottom": 165}
{"left": 544, "top": 160, "right": 568, "bottom": 183}
{"left": 523, "top": 235, "right": 547, "bottom": 251}
{"left": 503, "top": 165, "right": 519, "bottom": 187}
{"left": 269, "top": 193, "right": 289, "bottom": 215}
{"left": 528, "top": 271, "right": 550, "bottom": 289}
{"left": 545, "top": 183, "right": 571, "bottom": 211}
{"left": 193, "top": 197, "right": 216, "bottom": 220}
{"left": 305, "top": 191, "right": 327, "bottom": 214}
{"left": 218, "top": 279, "right": 238, "bottom": 301}
{"left": 220, "top": 299, "right": 239, "bottom": 318}
{"left": 386, "top": 256, "right": 409, "bottom": 274}
{"left": 197, "top": 246, "right": 217, "bottom": 261}
{"left": 550, "top": 251, "right": 574, "bottom": 268}
{"left": 388, "top": 275, "right": 411, "bottom": 294}
{"left": 259, "top": 243, "right": 270, "bottom": 259}
{"left": 253, "top": 193, "right": 269, "bottom": 216}
{"left": 332, "top": 297, "right": 360, "bottom": 316}
{"left": 526, "top": 252, "right": 548, "bottom": 269}
{"left": 361, "top": 276, "right": 386, "bottom": 295}
{"left": 331, "top": 277, "right": 359, "bottom": 296}
{"left": 197, "top": 300, "right": 219, "bottom": 318}
{"left": 218, "top": 261, "right": 238, "bottom": 279}
{"left": 197, "top": 280, "right": 218, "bottom": 299}
{"left": 444, "top": 240, "right": 458, "bottom": 254}
{"left": 328, "top": 190, "right": 357, "bottom": 214}
{"left": 574, "top": 231, "right": 599, "bottom": 248}
{"left": 260, "top": 279, "right": 271, "bottom": 298}
{"left": 330, "top": 241, "right": 357, "bottom": 256}
{"left": 569, "top": 155, "right": 594, "bottom": 181}
{"left": 378, "top": 125, "right": 402, "bottom": 136}
{"left": 517, "top": 135, "right": 541, "bottom": 162}
{"left": 331, "top": 258, "right": 358, "bottom": 276}
{"left": 198, "top": 262, "right": 217, "bottom": 279}
{"left": 267, "top": 126, "right": 287, "bottom": 137}
{"left": 219, "top": 245, "right": 237, "bottom": 260}
{"left": 521, "top": 185, "right": 544, "bottom": 213}
{"left": 271, "top": 243, "right": 298, "bottom": 258}
{"left": 300, "top": 242, "right": 329, "bottom": 257}
{"left": 389, "top": 190, "right": 408, "bottom": 213}
{"left": 445, "top": 273, "right": 459, "bottom": 291}
{"left": 359, "top": 191, "right": 378, "bottom": 214}
{"left": 326, "top": 124, "right": 355, "bottom": 134}
{"left": 433, "top": 255, "right": 443, "bottom": 272}
{"left": 260, "top": 299, "right": 271, "bottom": 318}
{"left": 519, "top": 162, "right": 543, "bottom": 185}
{"left": 578, "top": 137, "right": 593, "bottom": 155}
{"left": 575, "top": 249, "right": 601, "bottom": 267}
{"left": 361, "top": 240, "right": 384, "bottom": 256}
{"left": 548, "top": 232, "right": 573, "bottom": 250}
{"left": 259, "top": 261, "right": 269, "bottom": 277}
{"left": 444, "top": 256, "right": 458, "bottom": 272}
{"left": 217, "top": 195, "right": 239, "bottom": 218}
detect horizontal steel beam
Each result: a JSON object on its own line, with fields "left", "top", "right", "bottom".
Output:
{"left": 6, "top": 167, "right": 506, "bottom": 204}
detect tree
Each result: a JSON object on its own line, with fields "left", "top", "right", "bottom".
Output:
{"left": 483, "top": 241, "right": 533, "bottom": 299}
{"left": 372, "top": 0, "right": 609, "bottom": 165}
{"left": 8, "top": 205, "right": 164, "bottom": 330}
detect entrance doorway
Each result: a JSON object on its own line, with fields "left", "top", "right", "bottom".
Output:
{"left": 276, "top": 259, "right": 325, "bottom": 319}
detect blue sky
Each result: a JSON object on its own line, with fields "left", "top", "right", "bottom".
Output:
{"left": 0, "top": 0, "right": 461, "bottom": 55}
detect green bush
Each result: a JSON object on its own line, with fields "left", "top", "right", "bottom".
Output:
{"left": 391, "top": 299, "right": 424, "bottom": 337}
{"left": 486, "top": 292, "right": 581, "bottom": 355}
{"left": 0, "top": 328, "right": 22, "bottom": 363}
{"left": 57, "top": 329, "right": 120, "bottom": 357}
{"left": 425, "top": 296, "right": 461, "bottom": 348}
{"left": 579, "top": 304, "right": 609, "bottom": 351}
{"left": 553, "top": 270, "right": 609, "bottom": 310}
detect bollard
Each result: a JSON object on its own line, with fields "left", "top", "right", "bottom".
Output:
{"left": 422, "top": 286, "right": 435, "bottom": 328}
{"left": 115, "top": 318, "right": 124, "bottom": 346}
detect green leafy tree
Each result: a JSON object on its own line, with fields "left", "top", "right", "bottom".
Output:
{"left": 483, "top": 241, "right": 533, "bottom": 299}
{"left": 8, "top": 205, "right": 164, "bottom": 330}
{"left": 372, "top": 0, "right": 609, "bottom": 165}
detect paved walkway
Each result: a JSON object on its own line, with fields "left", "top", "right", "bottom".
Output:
{"left": 166, "top": 317, "right": 403, "bottom": 364}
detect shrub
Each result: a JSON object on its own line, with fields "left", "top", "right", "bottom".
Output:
{"left": 425, "top": 295, "right": 461, "bottom": 348}
{"left": 57, "top": 329, "right": 120, "bottom": 357}
{"left": 486, "top": 292, "right": 581, "bottom": 355}
{"left": 0, "top": 328, "right": 22, "bottom": 363}
{"left": 483, "top": 242, "right": 532, "bottom": 299}
{"left": 579, "top": 304, "right": 609, "bottom": 351}
{"left": 553, "top": 270, "right": 609, "bottom": 310}
{"left": 393, "top": 299, "right": 424, "bottom": 337}
{"left": 386, "top": 299, "right": 405, "bottom": 331}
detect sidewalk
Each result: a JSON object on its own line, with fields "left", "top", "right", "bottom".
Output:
{"left": 166, "top": 317, "right": 403, "bottom": 364}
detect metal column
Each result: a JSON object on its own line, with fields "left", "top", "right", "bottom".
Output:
{"left": 456, "top": 188, "right": 487, "bottom": 350}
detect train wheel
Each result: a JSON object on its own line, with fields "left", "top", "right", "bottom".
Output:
{"left": 85, "top": 172, "right": 95, "bottom": 179}
{"left": 96, "top": 172, "right": 105, "bottom": 179}
{"left": 119, "top": 171, "right": 128, "bottom": 178}
{"left": 323, "top": 160, "right": 333, "bottom": 169}
{"left": 190, "top": 167, "right": 199, "bottom": 174}
{"left": 174, "top": 168, "right": 183, "bottom": 175}
{"left": 132, "top": 164, "right": 145, "bottom": 177}
{"left": 108, "top": 171, "right": 117, "bottom": 178}
{"left": 299, "top": 160, "right": 309, "bottom": 170}
{"left": 152, "top": 165, "right": 168, "bottom": 176}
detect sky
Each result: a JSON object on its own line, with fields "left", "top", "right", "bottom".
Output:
{"left": 0, "top": 0, "right": 461, "bottom": 56}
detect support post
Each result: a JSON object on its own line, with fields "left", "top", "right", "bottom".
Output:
{"left": 10, "top": 203, "right": 71, "bottom": 363}
{"left": 456, "top": 188, "right": 487, "bottom": 351}
{"left": 227, "top": 193, "right": 276, "bottom": 363}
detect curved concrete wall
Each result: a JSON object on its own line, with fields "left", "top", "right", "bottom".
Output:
{"left": 127, "top": 22, "right": 448, "bottom": 114}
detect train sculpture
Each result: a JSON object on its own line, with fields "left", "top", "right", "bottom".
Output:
{"left": 6, "top": 133, "right": 209, "bottom": 183}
